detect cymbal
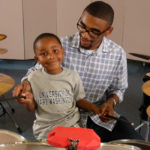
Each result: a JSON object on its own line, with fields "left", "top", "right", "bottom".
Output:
{"left": 0, "top": 48, "right": 8, "bottom": 54}
{"left": 146, "top": 105, "right": 150, "bottom": 117}
{"left": 145, "top": 72, "right": 150, "bottom": 77}
{"left": 0, "top": 34, "right": 7, "bottom": 41}
{"left": 0, "top": 73, "right": 15, "bottom": 96}
{"left": 129, "top": 53, "right": 150, "bottom": 60}
{"left": 142, "top": 80, "right": 150, "bottom": 96}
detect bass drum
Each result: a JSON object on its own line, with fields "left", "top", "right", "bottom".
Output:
{"left": 0, "top": 142, "right": 65, "bottom": 150}
{"left": 109, "top": 139, "right": 150, "bottom": 150}
{"left": 98, "top": 143, "right": 141, "bottom": 150}
{"left": 0, "top": 129, "right": 25, "bottom": 144}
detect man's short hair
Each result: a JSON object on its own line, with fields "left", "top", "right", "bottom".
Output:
{"left": 84, "top": 1, "right": 114, "bottom": 26}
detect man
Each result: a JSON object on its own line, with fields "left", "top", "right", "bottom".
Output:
{"left": 13, "top": 1, "right": 143, "bottom": 142}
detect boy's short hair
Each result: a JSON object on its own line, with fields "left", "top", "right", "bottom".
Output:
{"left": 33, "top": 33, "right": 62, "bottom": 53}
{"left": 84, "top": 1, "right": 114, "bottom": 26}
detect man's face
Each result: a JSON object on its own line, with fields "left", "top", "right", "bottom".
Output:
{"left": 35, "top": 37, "right": 64, "bottom": 74}
{"left": 77, "top": 11, "right": 111, "bottom": 50}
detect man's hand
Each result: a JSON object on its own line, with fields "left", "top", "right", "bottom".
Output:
{"left": 98, "top": 99, "right": 115, "bottom": 122}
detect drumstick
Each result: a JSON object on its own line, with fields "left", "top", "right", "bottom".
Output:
{"left": 0, "top": 96, "right": 26, "bottom": 101}
{"left": 105, "top": 114, "right": 134, "bottom": 126}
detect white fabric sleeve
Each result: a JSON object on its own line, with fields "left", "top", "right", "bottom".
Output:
{"left": 21, "top": 63, "right": 42, "bottom": 82}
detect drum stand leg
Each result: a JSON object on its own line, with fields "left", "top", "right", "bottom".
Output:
{"left": 145, "top": 117, "right": 150, "bottom": 141}
{"left": 0, "top": 102, "right": 22, "bottom": 133}
{"left": 135, "top": 117, "right": 150, "bottom": 141}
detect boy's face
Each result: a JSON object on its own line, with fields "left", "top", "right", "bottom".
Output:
{"left": 35, "top": 37, "right": 64, "bottom": 74}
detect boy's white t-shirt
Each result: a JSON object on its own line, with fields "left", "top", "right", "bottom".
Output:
{"left": 28, "top": 67, "right": 85, "bottom": 141}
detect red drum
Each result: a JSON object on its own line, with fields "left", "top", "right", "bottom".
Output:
{"left": 109, "top": 139, "right": 150, "bottom": 150}
{"left": 0, "top": 129, "right": 25, "bottom": 144}
{"left": 0, "top": 142, "right": 65, "bottom": 150}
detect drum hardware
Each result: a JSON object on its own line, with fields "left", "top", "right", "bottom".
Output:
{"left": 99, "top": 143, "right": 141, "bottom": 150}
{"left": 68, "top": 138, "right": 79, "bottom": 150}
{"left": 0, "top": 101, "right": 22, "bottom": 133}
{"left": 135, "top": 106, "right": 150, "bottom": 141}
{"left": 109, "top": 139, "right": 150, "bottom": 150}
{"left": 0, "top": 73, "right": 22, "bottom": 133}
{"left": 0, "top": 141, "right": 61, "bottom": 150}
{"left": 129, "top": 53, "right": 150, "bottom": 60}
{"left": 135, "top": 74, "right": 150, "bottom": 141}
{"left": 106, "top": 115, "right": 134, "bottom": 126}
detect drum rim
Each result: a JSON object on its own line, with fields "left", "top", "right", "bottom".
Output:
{"left": 0, "top": 129, "right": 25, "bottom": 141}
{"left": 108, "top": 139, "right": 150, "bottom": 146}
{"left": 101, "top": 142, "right": 141, "bottom": 150}
{"left": 0, "top": 141, "right": 52, "bottom": 148}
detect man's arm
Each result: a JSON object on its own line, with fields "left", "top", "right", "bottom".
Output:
{"left": 76, "top": 99, "right": 115, "bottom": 122}
{"left": 99, "top": 49, "right": 128, "bottom": 121}
{"left": 21, "top": 63, "right": 42, "bottom": 81}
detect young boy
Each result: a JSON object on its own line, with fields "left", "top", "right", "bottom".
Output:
{"left": 18, "top": 33, "right": 100, "bottom": 141}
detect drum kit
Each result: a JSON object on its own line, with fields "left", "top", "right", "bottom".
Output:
{"left": 0, "top": 129, "right": 149, "bottom": 150}
{"left": 0, "top": 34, "right": 22, "bottom": 132}
{"left": 0, "top": 34, "right": 7, "bottom": 55}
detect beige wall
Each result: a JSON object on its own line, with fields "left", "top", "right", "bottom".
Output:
{"left": 123, "top": 0, "right": 150, "bottom": 62}
{"left": 0, "top": 0, "right": 24, "bottom": 59}
{"left": 1, "top": 0, "right": 150, "bottom": 61}
{"left": 23, "top": 0, "right": 57, "bottom": 59}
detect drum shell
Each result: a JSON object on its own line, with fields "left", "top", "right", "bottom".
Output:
{"left": 0, "top": 141, "right": 141, "bottom": 150}
{"left": 0, "top": 142, "right": 65, "bottom": 150}
{"left": 96, "top": 143, "right": 140, "bottom": 150}
{"left": 109, "top": 139, "right": 150, "bottom": 150}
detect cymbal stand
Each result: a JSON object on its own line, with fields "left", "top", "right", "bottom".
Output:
{"left": 135, "top": 105, "right": 150, "bottom": 141}
{"left": 0, "top": 96, "right": 22, "bottom": 133}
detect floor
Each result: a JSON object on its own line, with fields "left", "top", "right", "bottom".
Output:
{"left": 0, "top": 59, "right": 150, "bottom": 142}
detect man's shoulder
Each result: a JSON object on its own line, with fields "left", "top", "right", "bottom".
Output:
{"left": 63, "top": 67, "right": 78, "bottom": 76}
{"left": 61, "top": 33, "right": 77, "bottom": 41}
{"left": 60, "top": 33, "right": 80, "bottom": 48}
{"left": 104, "top": 37, "right": 123, "bottom": 49}
{"left": 103, "top": 37, "right": 125, "bottom": 54}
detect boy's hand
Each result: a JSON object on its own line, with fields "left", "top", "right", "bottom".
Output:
{"left": 13, "top": 80, "right": 31, "bottom": 99}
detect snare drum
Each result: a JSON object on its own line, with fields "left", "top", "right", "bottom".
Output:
{"left": 109, "top": 139, "right": 150, "bottom": 150}
{"left": 97, "top": 143, "right": 140, "bottom": 150}
{"left": 0, "top": 129, "right": 25, "bottom": 144}
{"left": 0, "top": 142, "right": 65, "bottom": 150}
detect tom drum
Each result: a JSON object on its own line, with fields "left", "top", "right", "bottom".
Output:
{"left": 0, "top": 129, "right": 25, "bottom": 144}
{"left": 109, "top": 139, "right": 150, "bottom": 150}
